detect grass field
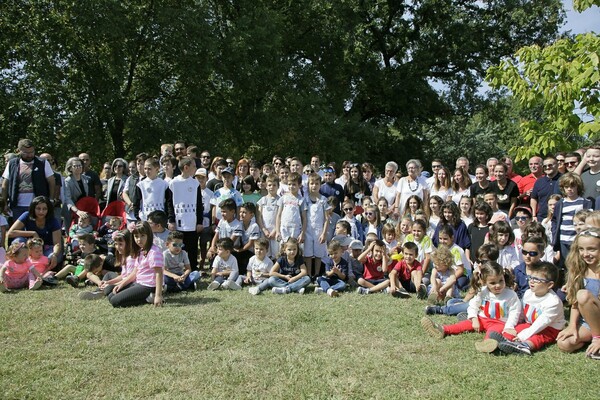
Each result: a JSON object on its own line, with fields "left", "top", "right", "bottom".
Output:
{"left": 0, "top": 281, "right": 597, "bottom": 399}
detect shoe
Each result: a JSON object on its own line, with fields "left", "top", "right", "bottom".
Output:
{"left": 475, "top": 339, "right": 499, "bottom": 353}
{"left": 498, "top": 341, "right": 532, "bottom": 356}
{"left": 488, "top": 331, "right": 508, "bottom": 344}
{"left": 193, "top": 281, "right": 199, "bottom": 291}
{"left": 457, "top": 312, "right": 469, "bottom": 321}
{"left": 207, "top": 281, "right": 221, "bottom": 291}
{"left": 298, "top": 287, "right": 305, "bottom": 295}
{"left": 221, "top": 280, "right": 231, "bottom": 289}
{"left": 226, "top": 280, "right": 241, "bottom": 291}
{"left": 328, "top": 289, "right": 340, "bottom": 297}
{"left": 0, "top": 283, "right": 9, "bottom": 293}
{"left": 314, "top": 287, "right": 324, "bottom": 295}
{"left": 425, "top": 305, "right": 442, "bottom": 315}
{"left": 248, "top": 286, "right": 260, "bottom": 295}
{"left": 421, "top": 317, "right": 445, "bottom": 339}
{"left": 357, "top": 287, "right": 370, "bottom": 295}
{"left": 79, "top": 290, "right": 104, "bottom": 300}
{"left": 30, "top": 279, "right": 42, "bottom": 290}
{"left": 417, "top": 284, "right": 427, "bottom": 299}
{"left": 393, "top": 287, "right": 411, "bottom": 299}
{"left": 146, "top": 293, "right": 154, "bottom": 304}
{"left": 42, "top": 276, "right": 58, "bottom": 286}
{"left": 587, "top": 352, "right": 600, "bottom": 360}
{"left": 427, "top": 292, "right": 440, "bottom": 305}
{"left": 272, "top": 286, "right": 291, "bottom": 295}
{"left": 65, "top": 275, "right": 79, "bottom": 288}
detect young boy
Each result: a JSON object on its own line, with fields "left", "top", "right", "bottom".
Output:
{"left": 166, "top": 156, "right": 203, "bottom": 270}
{"left": 276, "top": 165, "right": 290, "bottom": 196}
{"left": 275, "top": 172, "right": 306, "bottom": 244}
{"left": 134, "top": 157, "right": 169, "bottom": 221}
{"left": 257, "top": 174, "right": 280, "bottom": 259}
{"left": 356, "top": 239, "right": 390, "bottom": 294}
{"left": 69, "top": 214, "right": 94, "bottom": 251}
{"left": 235, "top": 202, "right": 260, "bottom": 279}
{"left": 163, "top": 231, "right": 201, "bottom": 292}
{"left": 210, "top": 166, "right": 243, "bottom": 225}
{"left": 490, "top": 262, "right": 565, "bottom": 355}
{"left": 55, "top": 233, "right": 102, "bottom": 287}
{"left": 389, "top": 242, "right": 424, "bottom": 299}
{"left": 148, "top": 210, "right": 170, "bottom": 251}
{"left": 122, "top": 152, "right": 148, "bottom": 222}
{"left": 348, "top": 239, "right": 364, "bottom": 285}
{"left": 316, "top": 240, "right": 349, "bottom": 297}
{"left": 247, "top": 238, "right": 274, "bottom": 295}
{"left": 303, "top": 173, "right": 331, "bottom": 279}
{"left": 195, "top": 167, "right": 214, "bottom": 269}
{"left": 207, "top": 237, "right": 241, "bottom": 290}
{"left": 207, "top": 199, "right": 242, "bottom": 261}
{"left": 483, "top": 192, "right": 509, "bottom": 223}
{"left": 403, "top": 220, "right": 433, "bottom": 283}
{"left": 325, "top": 196, "right": 341, "bottom": 242}
{"left": 97, "top": 216, "right": 121, "bottom": 255}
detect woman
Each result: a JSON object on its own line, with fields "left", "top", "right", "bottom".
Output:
{"left": 489, "top": 162, "right": 520, "bottom": 218}
{"left": 395, "top": 159, "right": 429, "bottom": 216}
{"left": 469, "top": 164, "right": 492, "bottom": 203}
{"left": 335, "top": 160, "right": 351, "bottom": 187}
{"left": 105, "top": 158, "right": 129, "bottom": 207}
{"left": 431, "top": 166, "right": 452, "bottom": 202}
{"left": 7, "top": 196, "right": 62, "bottom": 268}
{"left": 362, "top": 162, "right": 376, "bottom": 192}
{"left": 450, "top": 167, "right": 472, "bottom": 204}
{"left": 63, "top": 156, "right": 93, "bottom": 220}
{"left": 99, "top": 162, "right": 112, "bottom": 210}
{"left": 373, "top": 161, "right": 400, "bottom": 209}
{"left": 344, "top": 163, "right": 372, "bottom": 209}
{"left": 235, "top": 158, "right": 250, "bottom": 190}
{"left": 208, "top": 156, "right": 224, "bottom": 180}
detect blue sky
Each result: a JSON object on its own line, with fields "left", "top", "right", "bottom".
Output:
{"left": 562, "top": 1, "right": 600, "bottom": 33}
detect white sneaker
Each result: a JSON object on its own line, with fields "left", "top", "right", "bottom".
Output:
{"left": 314, "top": 287, "right": 324, "bottom": 295}
{"left": 30, "top": 279, "right": 42, "bottom": 290}
{"left": 298, "top": 287, "right": 305, "bottom": 295}
{"left": 221, "top": 280, "right": 231, "bottom": 289}
{"left": 248, "top": 286, "right": 260, "bottom": 295}
{"left": 272, "top": 286, "right": 290, "bottom": 295}
{"left": 226, "top": 280, "right": 241, "bottom": 290}
{"left": 327, "top": 288, "right": 340, "bottom": 297}
{"left": 79, "top": 290, "right": 104, "bottom": 300}
{"left": 207, "top": 281, "right": 221, "bottom": 291}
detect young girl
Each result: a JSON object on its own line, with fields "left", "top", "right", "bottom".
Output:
{"left": 458, "top": 196, "right": 473, "bottom": 227}
{"left": 585, "top": 210, "right": 600, "bottom": 229}
{"left": 27, "top": 238, "right": 54, "bottom": 284}
{"left": 395, "top": 216, "right": 413, "bottom": 245}
{"left": 241, "top": 175, "right": 261, "bottom": 205}
{"left": 0, "top": 242, "right": 43, "bottom": 292}
{"left": 426, "top": 195, "right": 443, "bottom": 237}
{"left": 557, "top": 229, "right": 600, "bottom": 359}
{"left": 403, "top": 219, "right": 433, "bottom": 282}
{"left": 427, "top": 245, "right": 461, "bottom": 304}
{"left": 541, "top": 194, "right": 561, "bottom": 238}
{"left": 469, "top": 164, "right": 491, "bottom": 203}
{"left": 79, "top": 230, "right": 134, "bottom": 300}
{"left": 344, "top": 163, "right": 372, "bottom": 212}
{"left": 437, "top": 224, "right": 471, "bottom": 290}
{"left": 108, "top": 221, "right": 164, "bottom": 307}
{"left": 0, "top": 201, "right": 7, "bottom": 264}
{"left": 488, "top": 221, "right": 520, "bottom": 271}
{"left": 382, "top": 223, "right": 398, "bottom": 255}
{"left": 377, "top": 198, "right": 396, "bottom": 226}
{"left": 513, "top": 236, "right": 545, "bottom": 298}
{"left": 521, "top": 222, "right": 557, "bottom": 264}
{"left": 422, "top": 261, "right": 521, "bottom": 353}
{"left": 403, "top": 195, "right": 424, "bottom": 221}
{"left": 361, "top": 205, "right": 382, "bottom": 240}
{"left": 433, "top": 201, "right": 470, "bottom": 251}
{"left": 431, "top": 167, "right": 452, "bottom": 202}
{"left": 268, "top": 238, "right": 311, "bottom": 294}
{"left": 466, "top": 202, "right": 492, "bottom": 265}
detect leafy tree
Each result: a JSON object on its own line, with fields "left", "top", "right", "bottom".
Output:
{"left": 487, "top": 0, "right": 600, "bottom": 160}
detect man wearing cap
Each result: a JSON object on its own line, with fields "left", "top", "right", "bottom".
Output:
{"left": 517, "top": 156, "right": 543, "bottom": 204}
{"left": 2, "top": 139, "right": 55, "bottom": 220}
{"left": 530, "top": 155, "right": 561, "bottom": 221}
{"left": 319, "top": 166, "right": 344, "bottom": 215}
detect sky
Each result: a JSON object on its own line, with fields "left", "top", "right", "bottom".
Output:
{"left": 561, "top": 1, "right": 600, "bottom": 34}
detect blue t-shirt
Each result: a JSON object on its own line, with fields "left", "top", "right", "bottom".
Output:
{"left": 324, "top": 257, "right": 349, "bottom": 281}
{"left": 276, "top": 256, "right": 304, "bottom": 276}
{"left": 18, "top": 212, "right": 61, "bottom": 246}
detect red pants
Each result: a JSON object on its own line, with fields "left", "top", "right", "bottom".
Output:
{"left": 443, "top": 316, "right": 505, "bottom": 339}
{"left": 496, "top": 324, "right": 560, "bottom": 350}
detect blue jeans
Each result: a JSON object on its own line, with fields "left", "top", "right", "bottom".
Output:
{"left": 268, "top": 275, "right": 311, "bottom": 292}
{"left": 214, "top": 275, "right": 243, "bottom": 286}
{"left": 317, "top": 276, "right": 346, "bottom": 292}
{"left": 441, "top": 298, "right": 468, "bottom": 316}
{"left": 165, "top": 271, "right": 201, "bottom": 291}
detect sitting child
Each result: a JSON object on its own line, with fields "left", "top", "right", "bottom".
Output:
{"left": 268, "top": 238, "right": 311, "bottom": 295}
{"left": 97, "top": 216, "right": 122, "bottom": 255}
{"left": 27, "top": 238, "right": 54, "bottom": 285}
{"left": 247, "top": 238, "right": 274, "bottom": 295}
{"left": 0, "top": 242, "right": 43, "bottom": 292}
{"left": 163, "top": 231, "right": 201, "bottom": 292}
{"left": 316, "top": 240, "right": 349, "bottom": 297}
{"left": 388, "top": 242, "right": 423, "bottom": 299}
{"left": 427, "top": 245, "right": 460, "bottom": 305}
{"left": 207, "top": 237, "right": 242, "bottom": 291}
{"left": 69, "top": 214, "right": 94, "bottom": 251}
{"left": 56, "top": 233, "right": 103, "bottom": 287}
{"left": 356, "top": 239, "right": 390, "bottom": 295}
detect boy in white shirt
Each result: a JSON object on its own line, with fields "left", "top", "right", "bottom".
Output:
{"left": 257, "top": 174, "right": 280, "bottom": 259}
{"left": 247, "top": 238, "right": 274, "bottom": 295}
{"left": 134, "top": 157, "right": 169, "bottom": 221}
{"left": 304, "top": 173, "right": 331, "bottom": 280}
{"left": 207, "top": 238, "right": 241, "bottom": 290}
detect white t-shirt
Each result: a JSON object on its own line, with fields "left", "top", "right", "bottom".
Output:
{"left": 248, "top": 255, "right": 274, "bottom": 282}
{"left": 2, "top": 158, "right": 54, "bottom": 207}
{"left": 374, "top": 178, "right": 399, "bottom": 207}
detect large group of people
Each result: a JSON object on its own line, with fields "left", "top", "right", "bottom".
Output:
{"left": 0, "top": 138, "right": 599, "bottom": 360}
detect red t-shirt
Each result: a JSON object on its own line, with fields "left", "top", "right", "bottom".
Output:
{"left": 392, "top": 259, "right": 422, "bottom": 282}
{"left": 363, "top": 256, "right": 385, "bottom": 280}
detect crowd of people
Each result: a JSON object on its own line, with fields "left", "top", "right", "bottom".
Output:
{"left": 1, "top": 138, "right": 599, "bottom": 359}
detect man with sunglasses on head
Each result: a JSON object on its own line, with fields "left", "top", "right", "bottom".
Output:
{"left": 530, "top": 155, "right": 561, "bottom": 221}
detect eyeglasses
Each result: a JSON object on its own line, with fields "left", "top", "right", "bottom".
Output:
{"left": 432, "top": 165, "right": 442, "bottom": 169}
{"left": 343, "top": 208, "right": 353, "bottom": 212}
{"left": 515, "top": 216, "right": 530, "bottom": 221}
{"left": 365, "top": 212, "right": 374, "bottom": 216}
{"left": 201, "top": 155, "right": 211, "bottom": 159}
{"left": 72, "top": 164, "right": 83, "bottom": 169}
{"left": 274, "top": 162, "right": 282, "bottom": 166}
{"left": 521, "top": 249, "right": 539, "bottom": 257}
{"left": 543, "top": 164, "right": 555, "bottom": 169}
{"left": 171, "top": 242, "right": 185, "bottom": 248}
{"left": 556, "top": 159, "right": 565, "bottom": 163}
{"left": 322, "top": 168, "right": 334, "bottom": 173}
{"left": 565, "top": 161, "right": 578, "bottom": 166}
{"left": 526, "top": 274, "right": 552, "bottom": 284}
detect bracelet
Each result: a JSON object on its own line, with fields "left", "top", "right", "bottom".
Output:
{"left": 593, "top": 335, "right": 600, "bottom": 339}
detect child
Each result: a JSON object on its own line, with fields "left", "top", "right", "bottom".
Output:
{"left": 303, "top": 173, "right": 331, "bottom": 279}
{"left": 0, "top": 242, "right": 43, "bottom": 292}
{"left": 0, "top": 199, "right": 7, "bottom": 264}
{"left": 268, "top": 237, "right": 311, "bottom": 294}
{"left": 541, "top": 194, "right": 561, "bottom": 239}
{"left": 585, "top": 210, "right": 600, "bottom": 229}
{"left": 325, "top": 197, "right": 341, "bottom": 242}
{"left": 489, "top": 221, "right": 520, "bottom": 271}
{"left": 389, "top": 242, "right": 424, "bottom": 298}
{"left": 512, "top": 205, "right": 533, "bottom": 258}
{"left": 433, "top": 201, "right": 470, "bottom": 251}
{"left": 492, "top": 262, "right": 565, "bottom": 355}
{"left": 421, "top": 261, "right": 522, "bottom": 353}
{"left": 235, "top": 202, "right": 260, "bottom": 279}
{"left": 207, "top": 199, "right": 243, "bottom": 261}
{"left": 134, "top": 157, "right": 169, "bottom": 221}
{"left": 483, "top": 192, "right": 509, "bottom": 223}
{"left": 458, "top": 196, "right": 474, "bottom": 227}
{"left": 26, "top": 238, "right": 56, "bottom": 285}
{"left": 79, "top": 254, "right": 107, "bottom": 288}
{"left": 97, "top": 216, "right": 121, "bottom": 255}
{"left": 69, "top": 214, "right": 94, "bottom": 251}
{"left": 108, "top": 221, "right": 164, "bottom": 307}
{"left": 257, "top": 174, "right": 280, "bottom": 259}
{"left": 395, "top": 216, "right": 413, "bottom": 245}
{"left": 437, "top": 224, "right": 471, "bottom": 290}
{"left": 207, "top": 237, "right": 242, "bottom": 290}
{"left": 316, "top": 240, "right": 349, "bottom": 297}
{"left": 362, "top": 204, "right": 382, "bottom": 240}
{"left": 466, "top": 201, "right": 492, "bottom": 265}
{"left": 377, "top": 197, "right": 396, "bottom": 226}
{"left": 348, "top": 239, "right": 365, "bottom": 282}
{"left": 122, "top": 152, "right": 148, "bottom": 222}
{"left": 341, "top": 199, "right": 364, "bottom": 242}
{"left": 403, "top": 195, "right": 424, "bottom": 221}
{"left": 427, "top": 245, "right": 461, "bottom": 305}
{"left": 147, "top": 210, "right": 170, "bottom": 251}
{"left": 210, "top": 166, "right": 244, "bottom": 225}
{"left": 55, "top": 233, "right": 100, "bottom": 287}
{"left": 573, "top": 209, "right": 591, "bottom": 235}
{"left": 163, "top": 231, "right": 201, "bottom": 292}
{"left": 356, "top": 239, "right": 390, "bottom": 294}
{"left": 195, "top": 168, "right": 215, "bottom": 269}
{"left": 403, "top": 220, "right": 433, "bottom": 283}
{"left": 247, "top": 238, "right": 274, "bottom": 295}
{"left": 426, "top": 195, "right": 444, "bottom": 236}
{"left": 382, "top": 223, "right": 398, "bottom": 255}
{"left": 275, "top": 172, "right": 307, "bottom": 244}
{"left": 556, "top": 228, "right": 600, "bottom": 359}
{"left": 241, "top": 175, "right": 261, "bottom": 205}
{"left": 513, "top": 237, "right": 545, "bottom": 298}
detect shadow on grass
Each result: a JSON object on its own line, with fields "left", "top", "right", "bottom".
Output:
{"left": 164, "top": 295, "right": 221, "bottom": 307}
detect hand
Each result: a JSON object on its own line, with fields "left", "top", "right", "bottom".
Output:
{"left": 76, "top": 210, "right": 89, "bottom": 219}
{"left": 244, "top": 277, "right": 251, "bottom": 285}
{"left": 276, "top": 233, "right": 282, "bottom": 242}
{"left": 268, "top": 230, "right": 276, "bottom": 239}
{"left": 98, "top": 281, "right": 107, "bottom": 290}
{"left": 585, "top": 338, "right": 600, "bottom": 357}
{"left": 557, "top": 326, "right": 577, "bottom": 342}
{"left": 503, "top": 328, "right": 517, "bottom": 337}
{"left": 471, "top": 318, "right": 481, "bottom": 332}
{"left": 318, "top": 232, "right": 326, "bottom": 244}
{"left": 297, "top": 232, "right": 304, "bottom": 244}
{"left": 154, "top": 294, "right": 163, "bottom": 307}
{"left": 196, "top": 224, "right": 203, "bottom": 233}
{"left": 49, "top": 254, "right": 57, "bottom": 269}
{"left": 285, "top": 275, "right": 292, "bottom": 282}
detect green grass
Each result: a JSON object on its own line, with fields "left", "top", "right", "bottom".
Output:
{"left": 0, "top": 281, "right": 597, "bottom": 399}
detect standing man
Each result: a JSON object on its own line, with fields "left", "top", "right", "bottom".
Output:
{"left": 501, "top": 156, "right": 522, "bottom": 185}
{"left": 486, "top": 157, "right": 498, "bottom": 180}
{"left": 455, "top": 157, "right": 475, "bottom": 181}
{"left": 200, "top": 150, "right": 212, "bottom": 170}
{"left": 79, "top": 153, "right": 100, "bottom": 200}
{"left": 518, "top": 156, "right": 543, "bottom": 204}
{"left": 564, "top": 152, "right": 582, "bottom": 173}
{"left": 427, "top": 159, "right": 443, "bottom": 189}
{"left": 530, "top": 155, "right": 561, "bottom": 221}
{"left": 2, "top": 139, "right": 55, "bottom": 220}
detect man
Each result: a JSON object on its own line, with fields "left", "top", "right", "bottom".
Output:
{"left": 173, "top": 141, "right": 187, "bottom": 159}
{"left": 564, "top": 152, "right": 581, "bottom": 173}
{"left": 530, "top": 155, "right": 561, "bottom": 220}
{"left": 427, "top": 159, "right": 443, "bottom": 189}
{"left": 501, "top": 156, "right": 522, "bottom": 185}
{"left": 486, "top": 157, "right": 498, "bottom": 180}
{"left": 39, "top": 153, "right": 64, "bottom": 221}
{"left": 517, "top": 156, "right": 543, "bottom": 203}
{"left": 199, "top": 150, "right": 212, "bottom": 170}
{"left": 78, "top": 153, "right": 100, "bottom": 200}
{"left": 455, "top": 157, "right": 475, "bottom": 181}
{"left": 311, "top": 155, "right": 324, "bottom": 178}
{"left": 2, "top": 139, "right": 55, "bottom": 220}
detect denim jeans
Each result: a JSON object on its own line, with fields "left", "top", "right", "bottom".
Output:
{"left": 268, "top": 275, "right": 311, "bottom": 292}
{"left": 442, "top": 298, "right": 468, "bottom": 316}
{"left": 165, "top": 270, "right": 201, "bottom": 291}
{"left": 214, "top": 274, "right": 243, "bottom": 286}
{"left": 317, "top": 276, "right": 346, "bottom": 292}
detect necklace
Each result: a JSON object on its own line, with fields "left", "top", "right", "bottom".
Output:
{"left": 407, "top": 178, "right": 419, "bottom": 192}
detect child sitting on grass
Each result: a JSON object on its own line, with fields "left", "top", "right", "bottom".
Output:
{"left": 27, "top": 238, "right": 53, "bottom": 285}
{"left": 208, "top": 237, "right": 241, "bottom": 291}
{"left": 427, "top": 245, "right": 460, "bottom": 306}
{"left": 97, "top": 216, "right": 122, "bottom": 255}
{"left": 163, "top": 231, "right": 200, "bottom": 292}
{"left": 356, "top": 239, "right": 390, "bottom": 295}
{"left": 56, "top": 233, "right": 101, "bottom": 288}
{"left": 0, "top": 242, "right": 43, "bottom": 292}
{"left": 268, "top": 238, "right": 311, "bottom": 295}
{"left": 422, "top": 261, "right": 521, "bottom": 353}
{"left": 388, "top": 242, "right": 422, "bottom": 299}
{"left": 247, "top": 238, "right": 274, "bottom": 295}
{"left": 315, "top": 240, "right": 349, "bottom": 297}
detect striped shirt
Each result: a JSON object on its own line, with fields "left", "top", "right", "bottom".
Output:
{"left": 559, "top": 197, "right": 584, "bottom": 245}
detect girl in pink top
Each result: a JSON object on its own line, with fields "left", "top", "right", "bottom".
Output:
{"left": 109, "top": 221, "right": 164, "bottom": 307}
{"left": 0, "top": 241, "right": 43, "bottom": 292}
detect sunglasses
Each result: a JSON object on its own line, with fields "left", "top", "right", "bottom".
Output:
{"left": 365, "top": 212, "right": 374, "bottom": 216}
{"left": 556, "top": 159, "right": 565, "bottom": 163}
{"left": 526, "top": 274, "right": 552, "bottom": 284}
{"left": 543, "top": 164, "right": 555, "bottom": 169}
{"left": 171, "top": 242, "right": 185, "bottom": 248}
{"left": 521, "top": 249, "right": 539, "bottom": 257}
{"left": 432, "top": 165, "right": 442, "bottom": 169}
{"left": 515, "top": 216, "right": 530, "bottom": 221}
{"left": 565, "top": 161, "right": 578, "bottom": 166}
{"left": 343, "top": 208, "right": 354, "bottom": 212}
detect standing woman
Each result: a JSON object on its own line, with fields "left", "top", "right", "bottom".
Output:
{"left": 362, "top": 162, "right": 376, "bottom": 192}
{"left": 373, "top": 161, "right": 400, "bottom": 211}
{"left": 105, "top": 158, "right": 129, "bottom": 207}
{"left": 489, "top": 162, "right": 520, "bottom": 219}
{"left": 235, "top": 158, "right": 250, "bottom": 191}
{"left": 450, "top": 167, "right": 472, "bottom": 205}
{"left": 469, "top": 164, "right": 492, "bottom": 204}
{"left": 395, "top": 159, "right": 429, "bottom": 216}
{"left": 430, "top": 166, "right": 452, "bottom": 202}
{"left": 63, "top": 157, "right": 94, "bottom": 223}
{"left": 344, "top": 163, "right": 372, "bottom": 211}
{"left": 7, "top": 196, "right": 62, "bottom": 269}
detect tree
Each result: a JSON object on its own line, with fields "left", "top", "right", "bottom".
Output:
{"left": 487, "top": 1, "right": 600, "bottom": 161}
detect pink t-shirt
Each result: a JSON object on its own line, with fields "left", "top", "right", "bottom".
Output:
{"left": 121, "top": 256, "right": 136, "bottom": 278}
{"left": 135, "top": 245, "right": 164, "bottom": 287}
{"left": 4, "top": 260, "right": 35, "bottom": 279}
{"left": 29, "top": 256, "right": 49, "bottom": 274}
